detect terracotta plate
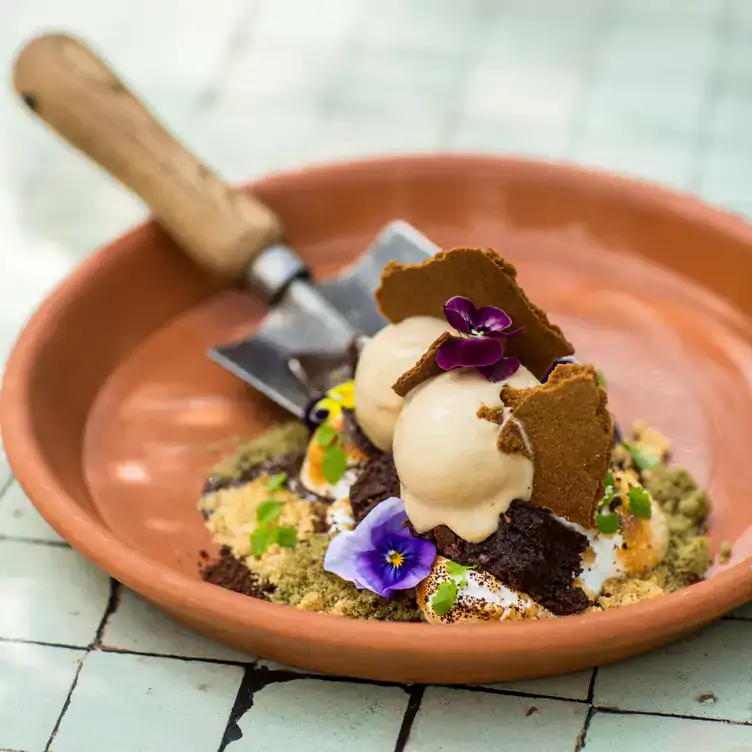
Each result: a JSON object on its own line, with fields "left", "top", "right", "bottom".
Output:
{"left": 3, "top": 156, "right": 752, "bottom": 684}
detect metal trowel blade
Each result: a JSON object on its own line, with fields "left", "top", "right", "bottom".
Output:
{"left": 208, "top": 220, "right": 440, "bottom": 419}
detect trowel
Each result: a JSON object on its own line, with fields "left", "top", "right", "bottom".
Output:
{"left": 13, "top": 34, "right": 438, "bottom": 419}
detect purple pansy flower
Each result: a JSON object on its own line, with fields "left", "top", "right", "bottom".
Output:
{"left": 324, "top": 497, "right": 436, "bottom": 599}
{"left": 437, "top": 296, "right": 523, "bottom": 382}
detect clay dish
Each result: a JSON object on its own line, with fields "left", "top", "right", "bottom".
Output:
{"left": 4, "top": 155, "right": 752, "bottom": 684}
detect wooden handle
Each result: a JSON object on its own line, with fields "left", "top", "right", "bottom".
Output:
{"left": 13, "top": 33, "right": 284, "bottom": 279}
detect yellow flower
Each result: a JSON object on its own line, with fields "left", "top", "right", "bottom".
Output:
{"left": 313, "top": 380, "right": 355, "bottom": 421}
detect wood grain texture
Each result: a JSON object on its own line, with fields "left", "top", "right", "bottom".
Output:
{"left": 13, "top": 34, "right": 284, "bottom": 279}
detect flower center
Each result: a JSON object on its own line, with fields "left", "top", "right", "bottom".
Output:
{"left": 385, "top": 550, "right": 405, "bottom": 569}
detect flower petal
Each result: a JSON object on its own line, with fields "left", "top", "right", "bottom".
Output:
{"left": 324, "top": 496, "right": 436, "bottom": 599}
{"left": 477, "top": 356, "right": 522, "bottom": 383}
{"left": 323, "top": 530, "right": 372, "bottom": 590}
{"left": 437, "top": 338, "right": 502, "bottom": 370}
{"left": 443, "top": 296, "right": 477, "bottom": 334}
{"left": 383, "top": 539, "right": 437, "bottom": 596}
{"left": 476, "top": 305, "right": 512, "bottom": 335}
{"left": 363, "top": 496, "right": 410, "bottom": 546}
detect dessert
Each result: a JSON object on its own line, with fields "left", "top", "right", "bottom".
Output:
{"left": 198, "top": 247, "right": 712, "bottom": 624}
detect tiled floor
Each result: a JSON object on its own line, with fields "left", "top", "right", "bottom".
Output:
{"left": 1, "top": 0, "right": 752, "bottom": 750}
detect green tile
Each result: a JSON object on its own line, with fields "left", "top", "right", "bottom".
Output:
{"left": 595, "top": 621, "right": 752, "bottom": 722}
{"left": 406, "top": 688, "right": 587, "bottom": 751}
{"left": 584, "top": 710, "right": 752, "bottom": 752}
{"left": 481, "top": 669, "right": 594, "bottom": 701}
{"left": 731, "top": 602, "right": 752, "bottom": 619}
{"left": 235, "top": 679, "right": 408, "bottom": 751}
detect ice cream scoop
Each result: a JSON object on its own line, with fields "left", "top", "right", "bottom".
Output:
{"left": 394, "top": 367, "right": 540, "bottom": 542}
{"left": 417, "top": 557, "right": 549, "bottom": 624}
{"left": 353, "top": 316, "right": 450, "bottom": 451}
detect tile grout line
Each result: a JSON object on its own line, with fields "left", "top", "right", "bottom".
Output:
{"left": 574, "top": 670, "right": 598, "bottom": 752}
{"left": 216, "top": 666, "right": 302, "bottom": 751}
{"left": 0, "top": 636, "right": 85, "bottom": 652}
{"left": 574, "top": 707, "right": 596, "bottom": 752}
{"left": 0, "top": 535, "right": 70, "bottom": 548}
{"left": 595, "top": 705, "right": 752, "bottom": 727}
{"left": 43, "top": 654, "right": 86, "bottom": 752}
{"left": 92, "top": 580, "right": 123, "bottom": 646}
{"left": 7, "top": 620, "right": 752, "bottom": 727}
{"left": 467, "top": 684, "right": 590, "bottom": 705}
{"left": 6, "top": 632, "right": 752, "bottom": 735}
{"left": 42, "top": 579, "right": 122, "bottom": 749}
{"left": 97, "top": 644, "right": 256, "bottom": 668}
{"left": 394, "top": 685, "right": 425, "bottom": 752}
{"left": 0, "top": 475, "right": 15, "bottom": 503}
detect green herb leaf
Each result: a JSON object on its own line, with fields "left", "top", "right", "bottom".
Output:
{"left": 605, "top": 471, "right": 615, "bottom": 489}
{"left": 623, "top": 443, "right": 658, "bottom": 472}
{"left": 322, "top": 444, "right": 348, "bottom": 485}
{"left": 596, "top": 513, "right": 620, "bottom": 535}
{"left": 250, "top": 528, "right": 270, "bottom": 559}
{"left": 316, "top": 423, "right": 338, "bottom": 447}
{"left": 256, "top": 500, "right": 283, "bottom": 525}
{"left": 273, "top": 526, "right": 298, "bottom": 548}
{"left": 265, "top": 472, "right": 287, "bottom": 492}
{"left": 445, "top": 561, "right": 476, "bottom": 589}
{"left": 628, "top": 486, "right": 652, "bottom": 518}
{"left": 596, "top": 370, "right": 607, "bottom": 388}
{"left": 431, "top": 580, "right": 458, "bottom": 617}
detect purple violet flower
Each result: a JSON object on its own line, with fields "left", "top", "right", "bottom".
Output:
{"left": 437, "top": 296, "right": 523, "bottom": 382}
{"left": 323, "top": 497, "right": 436, "bottom": 599}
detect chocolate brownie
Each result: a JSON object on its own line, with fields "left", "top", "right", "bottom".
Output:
{"left": 431, "top": 502, "right": 591, "bottom": 616}
{"left": 349, "top": 453, "right": 400, "bottom": 524}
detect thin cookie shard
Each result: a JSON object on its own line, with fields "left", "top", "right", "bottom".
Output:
{"left": 392, "top": 332, "right": 460, "bottom": 398}
{"left": 376, "top": 248, "right": 574, "bottom": 381}
{"left": 492, "top": 364, "right": 613, "bottom": 529}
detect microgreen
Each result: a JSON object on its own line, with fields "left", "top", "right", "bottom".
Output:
{"left": 628, "top": 486, "right": 652, "bottom": 519}
{"left": 596, "top": 513, "right": 620, "bottom": 535}
{"left": 256, "top": 500, "right": 283, "bottom": 525}
{"left": 316, "top": 423, "right": 338, "bottom": 447}
{"left": 251, "top": 500, "right": 299, "bottom": 559}
{"left": 445, "top": 561, "right": 476, "bottom": 589}
{"left": 251, "top": 528, "right": 271, "bottom": 559}
{"left": 322, "top": 444, "right": 348, "bottom": 485}
{"left": 623, "top": 443, "right": 658, "bottom": 472}
{"left": 265, "top": 472, "right": 287, "bottom": 492}
{"left": 431, "top": 580, "right": 458, "bottom": 617}
{"left": 273, "top": 526, "right": 298, "bottom": 548}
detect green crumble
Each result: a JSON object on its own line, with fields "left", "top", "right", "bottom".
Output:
{"left": 265, "top": 534, "right": 421, "bottom": 622}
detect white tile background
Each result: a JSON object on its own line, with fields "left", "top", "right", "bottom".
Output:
{"left": 1, "top": 1, "right": 752, "bottom": 750}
